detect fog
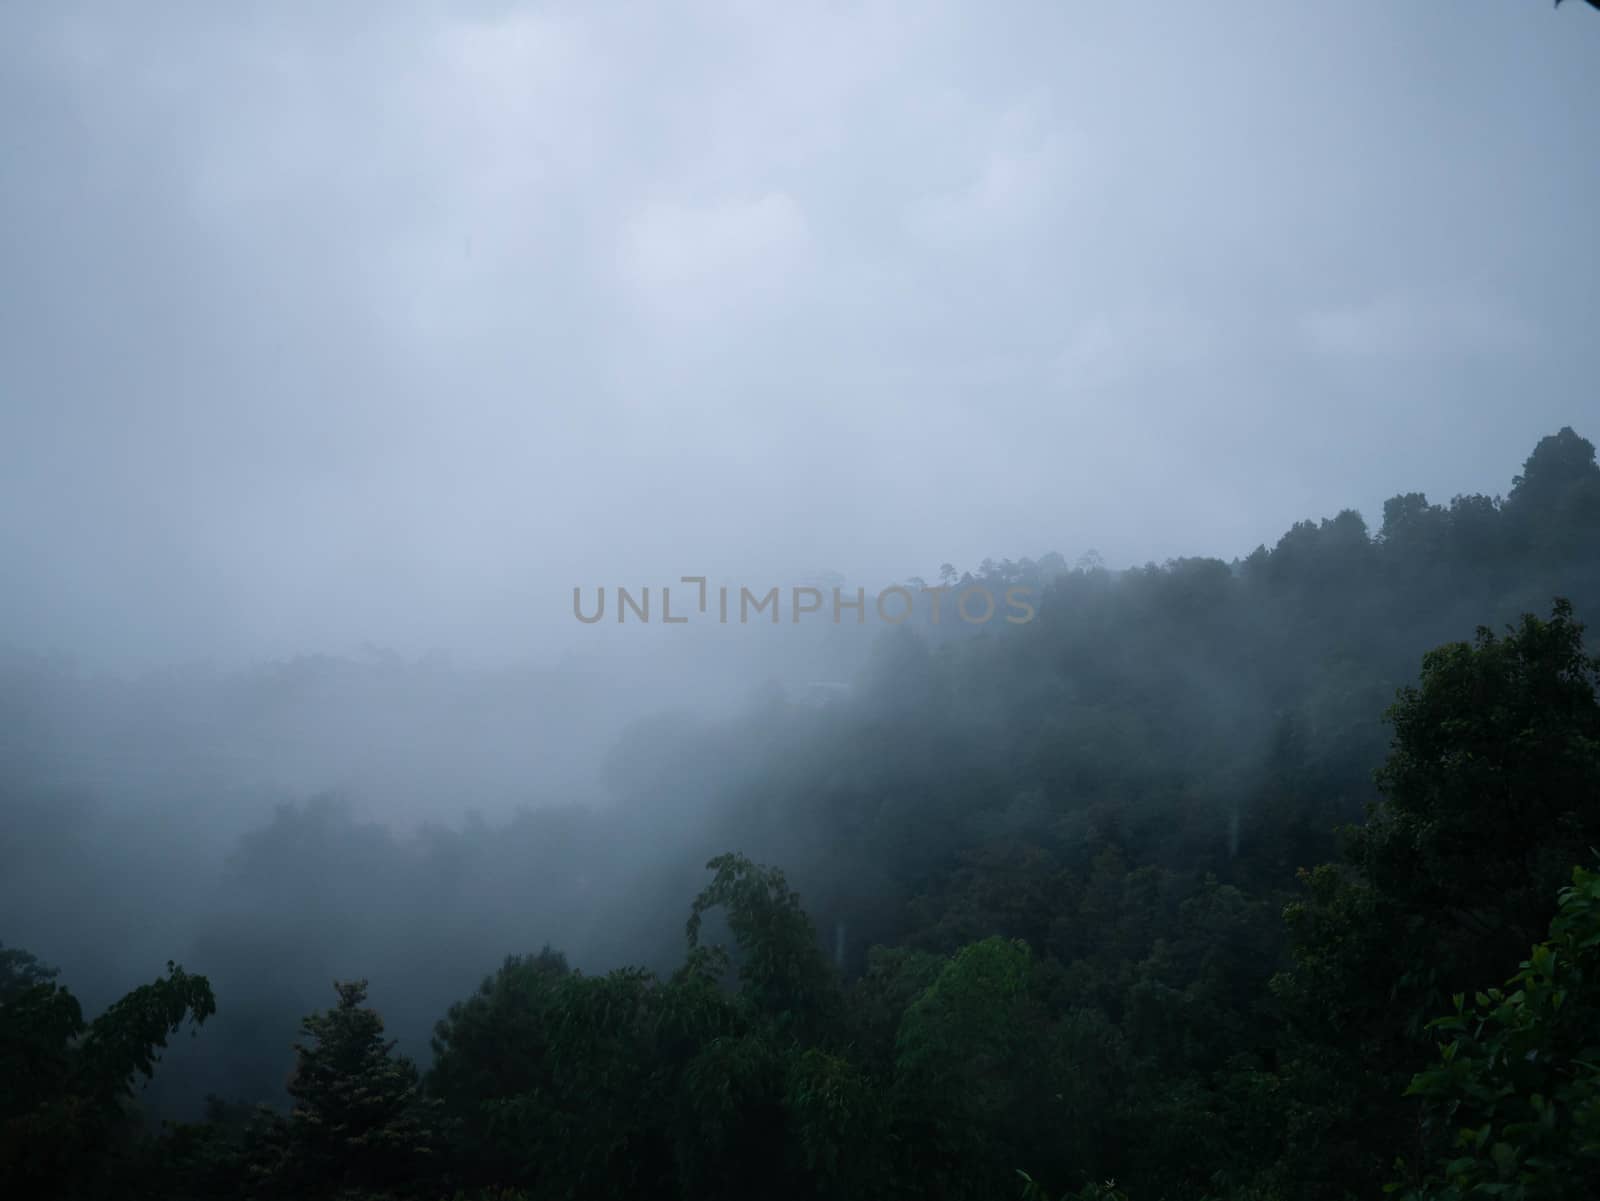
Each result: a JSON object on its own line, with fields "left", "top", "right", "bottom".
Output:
{"left": 2, "top": 2, "right": 1595, "bottom": 669}
{"left": 2, "top": 0, "right": 1598, "bottom": 1157}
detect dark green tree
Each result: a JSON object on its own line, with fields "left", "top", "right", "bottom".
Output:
{"left": 1274, "top": 599, "right": 1600, "bottom": 1199}
{"left": 1391, "top": 865, "right": 1600, "bottom": 1199}
{"left": 270, "top": 979, "right": 438, "bottom": 1199}
{"left": 686, "top": 852, "right": 842, "bottom": 1039}
{"left": 0, "top": 959, "right": 215, "bottom": 1198}
{"left": 0, "top": 941, "right": 60, "bottom": 1003}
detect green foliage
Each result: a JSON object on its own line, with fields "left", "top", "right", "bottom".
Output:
{"left": 429, "top": 951, "right": 674, "bottom": 1198}
{"left": 428, "top": 865, "right": 888, "bottom": 1201}
{"left": 0, "top": 940, "right": 60, "bottom": 1003}
{"left": 783, "top": 1047, "right": 888, "bottom": 1195}
{"left": 846, "top": 945, "right": 945, "bottom": 1071}
{"left": 1272, "top": 599, "right": 1600, "bottom": 1199}
{"left": 79, "top": 962, "right": 218, "bottom": 1106}
{"left": 266, "top": 978, "right": 439, "bottom": 1199}
{"left": 1017, "top": 1169, "right": 1131, "bottom": 1201}
{"left": 0, "top": 958, "right": 214, "bottom": 1199}
{"left": 892, "top": 938, "right": 1064, "bottom": 1197}
{"left": 686, "top": 851, "right": 841, "bottom": 1037}
{"left": 895, "top": 936, "right": 1033, "bottom": 1078}
{"left": 1361, "top": 598, "right": 1600, "bottom": 968}
{"left": 1389, "top": 865, "right": 1600, "bottom": 1200}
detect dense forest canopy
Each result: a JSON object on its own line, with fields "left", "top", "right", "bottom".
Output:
{"left": 4, "top": 427, "right": 1599, "bottom": 1199}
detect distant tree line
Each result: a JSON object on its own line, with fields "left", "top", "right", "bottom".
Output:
{"left": 3, "top": 427, "right": 1600, "bottom": 1198}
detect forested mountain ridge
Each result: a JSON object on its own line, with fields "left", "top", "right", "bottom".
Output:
{"left": 3, "top": 426, "right": 1600, "bottom": 1199}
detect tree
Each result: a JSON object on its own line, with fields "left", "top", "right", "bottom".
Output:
{"left": 1505, "top": 427, "right": 1600, "bottom": 560}
{"left": 1356, "top": 598, "right": 1600, "bottom": 974}
{"left": 1274, "top": 599, "right": 1600, "bottom": 1199}
{"left": 272, "top": 979, "right": 438, "bottom": 1198}
{"left": 685, "top": 852, "right": 840, "bottom": 1038}
{"left": 427, "top": 867, "right": 880, "bottom": 1201}
{"left": 428, "top": 949, "right": 681, "bottom": 1199}
{"left": 0, "top": 960, "right": 215, "bottom": 1198}
{"left": 0, "top": 941, "right": 60, "bottom": 1003}
{"left": 892, "top": 937, "right": 1060, "bottom": 1198}
{"left": 1390, "top": 865, "right": 1600, "bottom": 1199}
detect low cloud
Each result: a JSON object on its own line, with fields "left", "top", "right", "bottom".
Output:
{"left": 1300, "top": 291, "right": 1539, "bottom": 359}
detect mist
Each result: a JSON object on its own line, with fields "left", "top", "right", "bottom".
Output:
{"left": 2, "top": 5, "right": 1598, "bottom": 1200}
{"left": 2, "top": 1, "right": 1595, "bottom": 669}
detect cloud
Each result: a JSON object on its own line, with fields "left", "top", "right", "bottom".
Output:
{"left": 1299, "top": 292, "right": 1539, "bottom": 358}
{"left": 619, "top": 192, "right": 812, "bottom": 316}
{"left": 907, "top": 147, "right": 1059, "bottom": 246}
{"left": 0, "top": 1, "right": 1594, "bottom": 664}
{"left": 1055, "top": 308, "right": 1220, "bottom": 390}
{"left": 904, "top": 96, "right": 1064, "bottom": 247}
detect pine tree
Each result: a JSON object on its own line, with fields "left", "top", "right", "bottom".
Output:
{"left": 277, "top": 979, "right": 437, "bottom": 1199}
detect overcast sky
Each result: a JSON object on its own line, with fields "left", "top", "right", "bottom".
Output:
{"left": 2, "top": 1, "right": 1596, "bottom": 667}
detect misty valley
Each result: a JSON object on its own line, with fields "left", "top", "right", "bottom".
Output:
{"left": 4, "top": 3, "right": 1598, "bottom": 1198}
{"left": 5, "top": 428, "right": 1600, "bottom": 1200}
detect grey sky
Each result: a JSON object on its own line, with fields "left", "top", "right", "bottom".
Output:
{"left": 2, "top": 1, "right": 1595, "bottom": 667}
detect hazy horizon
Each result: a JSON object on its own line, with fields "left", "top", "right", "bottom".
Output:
{"left": 3, "top": 1, "right": 1595, "bottom": 671}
